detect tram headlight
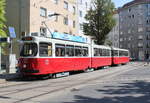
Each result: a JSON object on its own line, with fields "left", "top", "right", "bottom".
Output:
{"left": 23, "top": 64, "right": 27, "bottom": 68}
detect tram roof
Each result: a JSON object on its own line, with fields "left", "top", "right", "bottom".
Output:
{"left": 93, "top": 45, "right": 111, "bottom": 49}
{"left": 112, "top": 47, "right": 129, "bottom": 51}
{"left": 22, "top": 36, "right": 90, "bottom": 46}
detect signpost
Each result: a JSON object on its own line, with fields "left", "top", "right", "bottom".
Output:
{"left": 8, "top": 27, "right": 16, "bottom": 73}
{"left": 0, "top": 27, "right": 16, "bottom": 73}
{"left": 8, "top": 27, "right": 16, "bottom": 38}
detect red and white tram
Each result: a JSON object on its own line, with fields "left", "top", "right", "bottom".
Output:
{"left": 92, "top": 45, "right": 112, "bottom": 68}
{"left": 111, "top": 47, "right": 130, "bottom": 65}
{"left": 19, "top": 36, "right": 129, "bottom": 77}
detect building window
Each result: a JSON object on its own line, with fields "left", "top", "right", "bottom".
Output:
{"left": 146, "top": 43, "right": 150, "bottom": 48}
{"left": 132, "top": 14, "right": 134, "bottom": 18}
{"left": 40, "top": 27, "right": 47, "bottom": 36}
{"left": 64, "top": 1, "right": 68, "bottom": 10}
{"left": 54, "top": 0, "right": 58, "bottom": 4}
{"left": 128, "top": 8, "right": 131, "bottom": 12}
{"left": 79, "top": 10, "right": 82, "bottom": 17}
{"left": 120, "top": 31, "right": 123, "bottom": 35}
{"left": 73, "top": 21, "right": 76, "bottom": 28}
{"left": 64, "top": 17, "right": 68, "bottom": 25}
{"left": 138, "top": 35, "right": 143, "bottom": 40}
{"left": 40, "top": 7, "right": 47, "bottom": 17}
{"left": 73, "top": 6, "right": 76, "bottom": 14}
{"left": 146, "top": 19, "right": 150, "bottom": 24}
{"left": 147, "top": 34, "right": 150, "bottom": 40}
{"left": 128, "top": 29, "right": 131, "bottom": 34}
{"left": 138, "top": 27, "right": 143, "bottom": 32}
{"left": 85, "top": 2, "right": 88, "bottom": 9}
{"left": 120, "top": 38, "right": 123, "bottom": 42}
{"left": 138, "top": 43, "right": 143, "bottom": 48}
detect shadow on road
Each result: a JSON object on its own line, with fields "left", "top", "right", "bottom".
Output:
{"left": 63, "top": 80, "right": 150, "bottom": 103}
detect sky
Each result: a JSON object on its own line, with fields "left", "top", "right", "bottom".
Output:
{"left": 112, "top": 0, "right": 133, "bottom": 8}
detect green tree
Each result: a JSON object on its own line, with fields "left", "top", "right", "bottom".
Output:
{"left": 0, "top": 0, "right": 6, "bottom": 37}
{"left": 83, "top": 0, "right": 115, "bottom": 45}
{"left": 0, "top": 0, "right": 8, "bottom": 55}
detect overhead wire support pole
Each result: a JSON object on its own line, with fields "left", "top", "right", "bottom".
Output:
{"left": 42, "top": 21, "right": 53, "bottom": 37}
{"left": 42, "top": 13, "right": 61, "bottom": 38}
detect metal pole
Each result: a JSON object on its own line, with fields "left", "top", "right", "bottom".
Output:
{"left": 42, "top": 21, "right": 53, "bottom": 37}
{"left": 10, "top": 38, "right": 13, "bottom": 54}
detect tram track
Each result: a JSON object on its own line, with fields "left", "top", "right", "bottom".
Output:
{"left": 0, "top": 63, "right": 142, "bottom": 91}
{"left": 0, "top": 62, "right": 142, "bottom": 103}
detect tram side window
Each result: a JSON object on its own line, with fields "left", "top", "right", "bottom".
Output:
{"left": 94, "top": 48, "right": 99, "bottom": 56}
{"left": 82, "top": 47, "right": 88, "bottom": 56}
{"left": 119, "top": 51, "right": 123, "bottom": 56}
{"left": 66, "top": 45, "right": 74, "bottom": 57}
{"left": 39, "top": 43, "right": 52, "bottom": 57}
{"left": 105, "top": 49, "right": 110, "bottom": 56}
{"left": 75, "top": 46, "right": 82, "bottom": 56}
{"left": 113, "top": 50, "right": 118, "bottom": 56}
{"left": 102, "top": 49, "right": 106, "bottom": 56}
{"left": 99, "top": 49, "right": 102, "bottom": 56}
{"left": 122, "top": 51, "right": 128, "bottom": 56}
{"left": 125, "top": 51, "right": 129, "bottom": 56}
{"left": 55, "top": 44, "right": 65, "bottom": 57}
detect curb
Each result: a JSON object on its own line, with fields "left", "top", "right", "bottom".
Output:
{"left": 0, "top": 73, "right": 20, "bottom": 84}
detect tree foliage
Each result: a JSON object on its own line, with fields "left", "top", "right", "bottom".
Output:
{"left": 0, "top": 0, "right": 7, "bottom": 55}
{"left": 0, "top": 0, "right": 6, "bottom": 37}
{"left": 83, "top": 0, "right": 115, "bottom": 45}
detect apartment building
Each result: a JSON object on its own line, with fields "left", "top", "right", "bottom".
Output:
{"left": 77, "top": 0, "right": 91, "bottom": 35}
{"left": 5, "top": 0, "right": 79, "bottom": 57}
{"left": 119, "top": 0, "right": 150, "bottom": 60}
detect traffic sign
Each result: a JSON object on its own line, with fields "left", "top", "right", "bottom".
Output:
{"left": 8, "top": 27, "right": 16, "bottom": 38}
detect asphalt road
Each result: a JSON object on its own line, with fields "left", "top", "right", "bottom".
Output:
{"left": 0, "top": 62, "right": 149, "bottom": 103}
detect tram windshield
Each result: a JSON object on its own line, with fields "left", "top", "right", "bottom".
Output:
{"left": 20, "top": 43, "right": 38, "bottom": 57}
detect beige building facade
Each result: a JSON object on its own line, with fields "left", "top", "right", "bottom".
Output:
{"left": 6, "top": 0, "right": 79, "bottom": 57}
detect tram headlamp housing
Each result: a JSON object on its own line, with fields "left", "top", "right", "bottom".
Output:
{"left": 23, "top": 64, "right": 27, "bottom": 68}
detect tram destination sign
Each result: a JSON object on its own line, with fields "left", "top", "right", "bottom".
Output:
{"left": 52, "top": 32, "right": 87, "bottom": 43}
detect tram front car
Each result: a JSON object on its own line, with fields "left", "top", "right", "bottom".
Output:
{"left": 19, "top": 36, "right": 40, "bottom": 76}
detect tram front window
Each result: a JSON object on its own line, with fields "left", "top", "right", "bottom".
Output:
{"left": 20, "top": 43, "right": 37, "bottom": 57}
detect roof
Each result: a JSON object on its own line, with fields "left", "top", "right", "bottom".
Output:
{"left": 123, "top": 0, "right": 150, "bottom": 8}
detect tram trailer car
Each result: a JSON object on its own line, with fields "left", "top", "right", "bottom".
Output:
{"left": 19, "top": 36, "right": 129, "bottom": 76}
{"left": 92, "top": 45, "right": 112, "bottom": 68}
{"left": 111, "top": 47, "right": 129, "bottom": 65}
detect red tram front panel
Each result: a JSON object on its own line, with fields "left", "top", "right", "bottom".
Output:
{"left": 19, "top": 57, "right": 91, "bottom": 75}
{"left": 92, "top": 57, "right": 112, "bottom": 68}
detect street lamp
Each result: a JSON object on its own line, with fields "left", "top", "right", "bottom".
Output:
{"left": 48, "top": 13, "right": 61, "bottom": 17}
